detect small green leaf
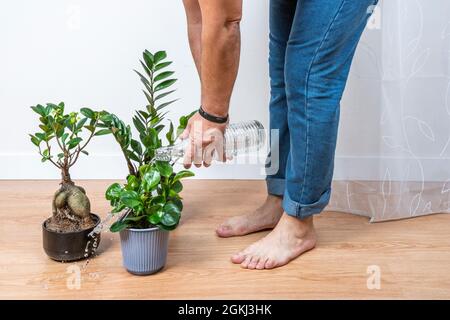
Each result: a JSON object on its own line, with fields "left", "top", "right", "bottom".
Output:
{"left": 154, "top": 71, "right": 174, "bottom": 82}
{"left": 29, "top": 134, "right": 41, "bottom": 147}
{"left": 154, "top": 79, "right": 177, "bottom": 92}
{"left": 153, "top": 51, "right": 167, "bottom": 64}
{"left": 81, "top": 150, "right": 89, "bottom": 156}
{"left": 148, "top": 212, "right": 162, "bottom": 225}
{"left": 133, "top": 116, "right": 146, "bottom": 135}
{"left": 143, "top": 50, "right": 154, "bottom": 70}
{"left": 105, "top": 183, "right": 123, "bottom": 201}
{"left": 172, "top": 180, "right": 183, "bottom": 193}
{"left": 110, "top": 220, "right": 129, "bottom": 233}
{"left": 155, "top": 90, "right": 176, "bottom": 101}
{"left": 131, "top": 139, "right": 143, "bottom": 155}
{"left": 126, "top": 174, "right": 139, "bottom": 191}
{"left": 121, "top": 191, "right": 142, "bottom": 210}
{"left": 67, "top": 137, "right": 82, "bottom": 149}
{"left": 124, "top": 215, "right": 145, "bottom": 222}
{"left": 76, "top": 117, "right": 88, "bottom": 131}
{"left": 80, "top": 107, "right": 95, "bottom": 119}
{"left": 94, "top": 129, "right": 112, "bottom": 136}
{"left": 156, "top": 99, "right": 178, "bottom": 111}
{"left": 154, "top": 61, "right": 172, "bottom": 72}
{"left": 173, "top": 170, "right": 195, "bottom": 182}
{"left": 31, "top": 105, "right": 46, "bottom": 117}
{"left": 143, "top": 169, "right": 161, "bottom": 191}
{"left": 155, "top": 161, "right": 173, "bottom": 178}
{"left": 125, "top": 150, "right": 141, "bottom": 163}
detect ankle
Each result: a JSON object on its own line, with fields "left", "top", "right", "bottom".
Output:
{"left": 266, "top": 194, "right": 283, "bottom": 206}
{"left": 280, "top": 213, "right": 315, "bottom": 237}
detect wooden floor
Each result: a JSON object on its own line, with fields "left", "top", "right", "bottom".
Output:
{"left": 1, "top": 180, "right": 449, "bottom": 299}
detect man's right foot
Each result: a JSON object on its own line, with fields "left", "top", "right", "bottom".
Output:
{"left": 216, "top": 195, "right": 283, "bottom": 238}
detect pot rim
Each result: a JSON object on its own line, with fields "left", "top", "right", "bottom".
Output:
{"left": 42, "top": 213, "right": 101, "bottom": 235}
{"left": 123, "top": 226, "right": 165, "bottom": 233}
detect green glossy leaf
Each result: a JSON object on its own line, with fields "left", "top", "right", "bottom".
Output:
{"left": 154, "top": 90, "right": 175, "bottom": 101}
{"left": 80, "top": 107, "right": 95, "bottom": 119}
{"left": 125, "top": 150, "right": 141, "bottom": 162}
{"left": 105, "top": 183, "right": 123, "bottom": 201}
{"left": 120, "top": 190, "right": 141, "bottom": 210}
{"left": 94, "top": 129, "right": 112, "bottom": 136}
{"left": 124, "top": 215, "right": 145, "bottom": 222}
{"left": 133, "top": 116, "right": 146, "bottom": 135}
{"left": 156, "top": 99, "right": 178, "bottom": 111}
{"left": 29, "top": 134, "right": 40, "bottom": 147}
{"left": 155, "top": 161, "right": 173, "bottom": 178}
{"left": 76, "top": 118, "right": 88, "bottom": 131}
{"left": 110, "top": 220, "right": 129, "bottom": 233}
{"left": 126, "top": 175, "right": 139, "bottom": 191}
{"left": 131, "top": 139, "right": 143, "bottom": 155}
{"left": 143, "top": 169, "right": 161, "bottom": 192}
{"left": 172, "top": 180, "right": 183, "bottom": 193}
{"left": 153, "top": 51, "right": 167, "bottom": 64}
{"left": 67, "top": 137, "right": 82, "bottom": 149}
{"left": 154, "top": 71, "right": 174, "bottom": 82}
{"left": 143, "top": 50, "right": 154, "bottom": 70}
{"left": 154, "top": 79, "right": 177, "bottom": 92}
{"left": 154, "top": 61, "right": 172, "bottom": 72}
{"left": 173, "top": 170, "right": 195, "bottom": 182}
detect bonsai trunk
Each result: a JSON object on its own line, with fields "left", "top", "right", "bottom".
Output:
{"left": 47, "top": 167, "right": 95, "bottom": 233}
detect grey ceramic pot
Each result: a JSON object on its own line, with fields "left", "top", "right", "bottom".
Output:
{"left": 119, "top": 227, "right": 169, "bottom": 275}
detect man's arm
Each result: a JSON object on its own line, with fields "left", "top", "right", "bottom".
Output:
{"left": 182, "top": 0, "right": 202, "bottom": 76}
{"left": 182, "top": 0, "right": 243, "bottom": 168}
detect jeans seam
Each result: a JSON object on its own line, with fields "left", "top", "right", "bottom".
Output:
{"left": 299, "top": 0, "right": 347, "bottom": 205}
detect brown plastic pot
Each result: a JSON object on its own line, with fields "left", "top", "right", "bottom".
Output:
{"left": 42, "top": 213, "right": 101, "bottom": 262}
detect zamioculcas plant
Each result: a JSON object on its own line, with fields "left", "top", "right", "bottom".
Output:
{"left": 102, "top": 50, "right": 195, "bottom": 231}
{"left": 100, "top": 50, "right": 195, "bottom": 275}
{"left": 29, "top": 102, "right": 109, "bottom": 261}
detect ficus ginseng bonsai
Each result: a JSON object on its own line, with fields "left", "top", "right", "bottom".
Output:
{"left": 29, "top": 102, "right": 110, "bottom": 232}
{"left": 102, "top": 50, "right": 195, "bottom": 232}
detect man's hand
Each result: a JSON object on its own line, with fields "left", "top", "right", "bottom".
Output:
{"left": 181, "top": 112, "right": 228, "bottom": 169}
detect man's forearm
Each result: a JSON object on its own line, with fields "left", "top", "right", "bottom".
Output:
{"left": 199, "top": 0, "right": 242, "bottom": 117}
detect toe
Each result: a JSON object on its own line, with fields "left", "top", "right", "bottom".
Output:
{"left": 231, "top": 251, "right": 247, "bottom": 264}
{"left": 248, "top": 256, "right": 260, "bottom": 269}
{"left": 240, "top": 255, "right": 252, "bottom": 269}
{"left": 264, "top": 258, "right": 276, "bottom": 269}
{"left": 256, "top": 257, "right": 268, "bottom": 270}
{"left": 216, "top": 224, "right": 233, "bottom": 237}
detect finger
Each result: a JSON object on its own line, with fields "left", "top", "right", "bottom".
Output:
{"left": 183, "top": 140, "right": 193, "bottom": 169}
{"left": 203, "top": 145, "right": 214, "bottom": 167}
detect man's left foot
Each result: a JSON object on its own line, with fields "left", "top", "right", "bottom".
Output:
{"left": 231, "top": 213, "right": 317, "bottom": 270}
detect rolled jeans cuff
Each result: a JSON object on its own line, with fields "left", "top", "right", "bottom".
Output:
{"left": 282, "top": 188, "right": 331, "bottom": 220}
{"left": 266, "top": 177, "right": 285, "bottom": 196}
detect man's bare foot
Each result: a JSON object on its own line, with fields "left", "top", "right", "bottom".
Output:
{"left": 216, "top": 195, "right": 283, "bottom": 238}
{"left": 231, "top": 213, "right": 317, "bottom": 270}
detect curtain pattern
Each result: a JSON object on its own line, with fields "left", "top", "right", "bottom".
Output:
{"left": 328, "top": 0, "right": 450, "bottom": 221}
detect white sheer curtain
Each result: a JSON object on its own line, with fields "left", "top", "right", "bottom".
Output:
{"left": 328, "top": 0, "right": 450, "bottom": 221}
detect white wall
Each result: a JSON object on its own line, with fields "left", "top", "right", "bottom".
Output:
{"left": 0, "top": 0, "right": 384, "bottom": 180}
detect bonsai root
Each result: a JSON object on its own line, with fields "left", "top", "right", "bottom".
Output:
{"left": 47, "top": 184, "right": 96, "bottom": 233}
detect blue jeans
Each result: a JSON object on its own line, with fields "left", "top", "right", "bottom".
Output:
{"left": 266, "top": 0, "right": 378, "bottom": 219}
